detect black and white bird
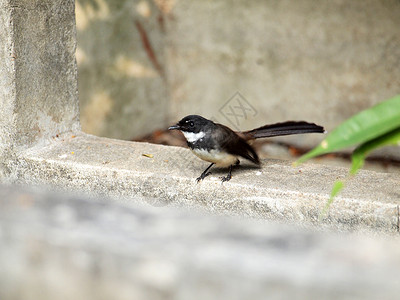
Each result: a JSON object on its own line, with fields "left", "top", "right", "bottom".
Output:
{"left": 169, "top": 115, "right": 324, "bottom": 182}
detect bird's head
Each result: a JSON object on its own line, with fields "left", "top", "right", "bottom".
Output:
{"left": 168, "top": 115, "right": 214, "bottom": 143}
{"left": 168, "top": 115, "right": 213, "bottom": 133}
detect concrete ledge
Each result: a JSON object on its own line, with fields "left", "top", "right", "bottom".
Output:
{"left": 8, "top": 132, "right": 400, "bottom": 233}
{"left": 1, "top": 186, "right": 400, "bottom": 300}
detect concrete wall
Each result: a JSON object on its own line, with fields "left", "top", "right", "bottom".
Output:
{"left": 76, "top": 0, "right": 168, "bottom": 139}
{"left": 76, "top": 0, "right": 400, "bottom": 147}
{"left": 0, "top": 0, "right": 80, "bottom": 177}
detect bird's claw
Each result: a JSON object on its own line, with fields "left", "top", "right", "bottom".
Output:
{"left": 220, "top": 173, "right": 232, "bottom": 183}
{"left": 196, "top": 172, "right": 212, "bottom": 183}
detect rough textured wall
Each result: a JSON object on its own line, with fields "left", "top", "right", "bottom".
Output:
{"left": 166, "top": 0, "right": 400, "bottom": 147}
{"left": 0, "top": 0, "right": 80, "bottom": 177}
{"left": 76, "top": 0, "right": 168, "bottom": 139}
{"left": 0, "top": 0, "right": 17, "bottom": 163}
{"left": 76, "top": 0, "right": 400, "bottom": 147}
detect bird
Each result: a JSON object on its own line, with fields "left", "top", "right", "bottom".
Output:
{"left": 168, "top": 115, "right": 325, "bottom": 182}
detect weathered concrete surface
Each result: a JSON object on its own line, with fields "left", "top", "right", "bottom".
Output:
{"left": 166, "top": 0, "right": 400, "bottom": 150}
{"left": 1, "top": 185, "right": 400, "bottom": 300}
{"left": 7, "top": 133, "right": 400, "bottom": 233}
{"left": 76, "top": 0, "right": 400, "bottom": 154}
{"left": 75, "top": 0, "right": 168, "bottom": 139}
{"left": 0, "top": 0, "right": 80, "bottom": 177}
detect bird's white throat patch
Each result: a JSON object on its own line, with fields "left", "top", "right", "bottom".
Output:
{"left": 182, "top": 131, "right": 205, "bottom": 143}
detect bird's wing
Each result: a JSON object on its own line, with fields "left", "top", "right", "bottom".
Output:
{"left": 214, "top": 124, "right": 260, "bottom": 165}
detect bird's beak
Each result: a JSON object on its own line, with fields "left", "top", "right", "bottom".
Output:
{"left": 168, "top": 124, "right": 180, "bottom": 130}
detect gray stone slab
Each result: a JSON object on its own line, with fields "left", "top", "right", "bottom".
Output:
{"left": 1, "top": 186, "right": 400, "bottom": 300}
{"left": 8, "top": 133, "right": 400, "bottom": 233}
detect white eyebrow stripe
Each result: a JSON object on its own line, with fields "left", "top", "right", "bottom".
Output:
{"left": 182, "top": 131, "right": 205, "bottom": 143}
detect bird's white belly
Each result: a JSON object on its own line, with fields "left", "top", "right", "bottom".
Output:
{"left": 191, "top": 148, "right": 237, "bottom": 167}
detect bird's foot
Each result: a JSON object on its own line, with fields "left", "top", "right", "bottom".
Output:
{"left": 196, "top": 172, "right": 212, "bottom": 183}
{"left": 220, "top": 173, "right": 232, "bottom": 182}
{"left": 220, "top": 164, "right": 234, "bottom": 183}
{"left": 196, "top": 163, "right": 215, "bottom": 183}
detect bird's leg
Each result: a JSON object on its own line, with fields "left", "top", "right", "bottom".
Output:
{"left": 221, "top": 164, "right": 233, "bottom": 182}
{"left": 196, "top": 163, "right": 214, "bottom": 183}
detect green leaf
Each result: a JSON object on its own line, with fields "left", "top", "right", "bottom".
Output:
{"left": 295, "top": 94, "right": 400, "bottom": 165}
{"left": 321, "top": 127, "right": 400, "bottom": 215}
{"left": 350, "top": 127, "right": 400, "bottom": 175}
{"left": 319, "top": 180, "right": 344, "bottom": 220}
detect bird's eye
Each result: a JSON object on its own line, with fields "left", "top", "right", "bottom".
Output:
{"left": 189, "top": 121, "right": 194, "bottom": 127}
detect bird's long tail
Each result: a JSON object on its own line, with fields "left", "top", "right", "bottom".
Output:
{"left": 242, "top": 121, "right": 325, "bottom": 140}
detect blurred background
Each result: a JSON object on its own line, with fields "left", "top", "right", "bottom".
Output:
{"left": 2, "top": 3, "right": 400, "bottom": 299}
{"left": 76, "top": 0, "right": 400, "bottom": 165}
